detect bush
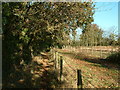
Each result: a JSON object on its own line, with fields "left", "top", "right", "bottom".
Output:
{"left": 106, "top": 52, "right": 120, "bottom": 64}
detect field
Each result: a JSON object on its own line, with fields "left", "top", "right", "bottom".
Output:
{"left": 54, "top": 46, "right": 119, "bottom": 88}
{"left": 2, "top": 46, "right": 120, "bottom": 88}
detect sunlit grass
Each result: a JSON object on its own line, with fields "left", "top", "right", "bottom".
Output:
{"left": 57, "top": 49, "right": 119, "bottom": 88}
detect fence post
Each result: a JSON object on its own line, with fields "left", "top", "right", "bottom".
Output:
{"left": 54, "top": 51, "right": 57, "bottom": 69}
{"left": 58, "top": 54, "right": 60, "bottom": 69}
{"left": 92, "top": 46, "right": 93, "bottom": 56}
{"left": 100, "top": 49, "right": 102, "bottom": 58}
{"left": 60, "top": 56, "right": 63, "bottom": 82}
{"left": 77, "top": 69, "right": 82, "bottom": 89}
{"left": 56, "top": 51, "right": 58, "bottom": 68}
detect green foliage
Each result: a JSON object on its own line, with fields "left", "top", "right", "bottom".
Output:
{"left": 79, "top": 24, "right": 118, "bottom": 46}
{"left": 106, "top": 52, "right": 120, "bottom": 64}
{"left": 2, "top": 2, "right": 95, "bottom": 86}
{"left": 108, "top": 33, "right": 117, "bottom": 46}
{"left": 102, "top": 33, "right": 118, "bottom": 46}
{"left": 80, "top": 24, "right": 103, "bottom": 46}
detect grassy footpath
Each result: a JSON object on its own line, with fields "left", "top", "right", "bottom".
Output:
{"left": 3, "top": 52, "right": 60, "bottom": 88}
{"left": 56, "top": 49, "right": 119, "bottom": 88}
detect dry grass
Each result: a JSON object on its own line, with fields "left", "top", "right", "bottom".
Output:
{"left": 3, "top": 52, "right": 60, "bottom": 88}
{"left": 56, "top": 47, "right": 119, "bottom": 88}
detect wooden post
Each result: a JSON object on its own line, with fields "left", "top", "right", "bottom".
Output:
{"left": 60, "top": 56, "right": 63, "bottom": 81}
{"left": 80, "top": 46, "right": 82, "bottom": 52}
{"left": 54, "top": 51, "right": 57, "bottom": 69}
{"left": 56, "top": 52, "right": 58, "bottom": 68}
{"left": 58, "top": 54, "right": 60, "bottom": 69}
{"left": 77, "top": 69, "right": 82, "bottom": 89}
{"left": 92, "top": 46, "right": 93, "bottom": 56}
{"left": 100, "top": 49, "right": 102, "bottom": 58}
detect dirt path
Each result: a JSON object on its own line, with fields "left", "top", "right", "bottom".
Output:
{"left": 57, "top": 49, "right": 119, "bottom": 88}
{"left": 5, "top": 52, "right": 59, "bottom": 88}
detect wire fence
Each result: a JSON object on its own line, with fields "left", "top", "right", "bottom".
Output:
{"left": 50, "top": 49, "right": 83, "bottom": 88}
{"left": 62, "top": 46, "right": 119, "bottom": 59}
{"left": 50, "top": 46, "right": 119, "bottom": 88}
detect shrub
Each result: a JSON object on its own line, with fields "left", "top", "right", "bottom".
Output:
{"left": 106, "top": 52, "right": 120, "bottom": 64}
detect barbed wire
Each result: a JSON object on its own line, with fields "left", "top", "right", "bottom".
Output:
{"left": 63, "top": 66, "right": 76, "bottom": 81}
{"left": 50, "top": 50, "right": 79, "bottom": 87}
{"left": 63, "top": 58, "right": 77, "bottom": 73}
{"left": 50, "top": 46, "right": 119, "bottom": 88}
{"left": 51, "top": 48, "right": 111, "bottom": 88}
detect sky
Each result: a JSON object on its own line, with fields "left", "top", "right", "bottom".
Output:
{"left": 93, "top": 2, "right": 118, "bottom": 35}
{"left": 76, "top": 2, "right": 118, "bottom": 39}
{"left": 118, "top": 1, "right": 120, "bottom": 37}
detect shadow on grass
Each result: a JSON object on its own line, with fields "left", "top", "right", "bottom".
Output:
{"left": 2, "top": 61, "right": 64, "bottom": 89}
{"left": 106, "top": 52, "right": 120, "bottom": 64}
{"left": 59, "top": 51, "right": 119, "bottom": 70}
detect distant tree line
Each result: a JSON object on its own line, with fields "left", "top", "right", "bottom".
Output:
{"left": 70, "top": 24, "right": 119, "bottom": 46}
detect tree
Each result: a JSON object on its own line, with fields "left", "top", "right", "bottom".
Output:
{"left": 79, "top": 24, "right": 103, "bottom": 46}
{"left": 2, "top": 1, "right": 95, "bottom": 80}
{"left": 2, "top": 2, "right": 96, "bottom": 87}
{"left": 108, "top": 33, "right": 117, "bottom": 46}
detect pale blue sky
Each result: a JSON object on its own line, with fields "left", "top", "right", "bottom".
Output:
{"left": 76, "top": 2, "right": 118, "bottom": 39}
{"left": 93, "top": 2, "right": 118, "bottom": 35}
{"left": 118, "top": 1, "right": 120, "bottom": 37}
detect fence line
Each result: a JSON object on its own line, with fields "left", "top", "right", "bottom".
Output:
{"left": 63, "top": 58, "right": 76, "bottom": 73}
{"left": 50, "top": 46, "right": 119, "bottom": 88}
{"left": 51, "top": 49, "right": 83, "bottom": 88}
{"left": 62, "top": 46, "right": 119, "bottom": 59}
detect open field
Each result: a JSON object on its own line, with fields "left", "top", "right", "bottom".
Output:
{"left": 62, "top": 46, "right": 119, "bottom": 59}
{"left": 64, "top": 46, "right": 119, "bottom": 52}
{"left": 2, "top": 46, "right": 119, "bottom": 88}
{"left": 55, "top": 46, "right": 119, "bottom": 88}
